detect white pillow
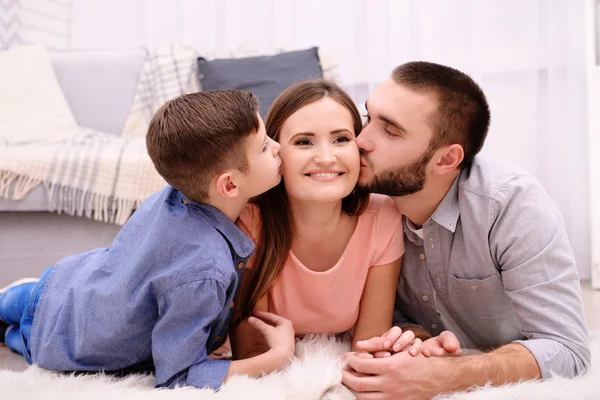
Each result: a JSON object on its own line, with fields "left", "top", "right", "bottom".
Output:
{"left": 0, "top": 45, "right": 78, "bottom": 144}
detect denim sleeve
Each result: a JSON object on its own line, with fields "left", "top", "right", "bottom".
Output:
{"left": 490, "top": 175, "right": 590, "bottom": 379}
{"left": 152, "top": 278, "right": 231, "bottom": 390}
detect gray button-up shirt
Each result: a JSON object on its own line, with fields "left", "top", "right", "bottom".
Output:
{"left": 394, "top": 157, "right": 590, "bottom": 379}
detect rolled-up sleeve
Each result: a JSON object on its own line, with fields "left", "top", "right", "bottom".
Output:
{"left": 491, "top": 175, "right": 590, "bottom": 379}
{"left": 152, "top": 278, "right": 231, "bottom": 390}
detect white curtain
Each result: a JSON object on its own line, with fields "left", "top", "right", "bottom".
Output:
{"left": 65, "top": 0, "right": 589, "bottom": 278}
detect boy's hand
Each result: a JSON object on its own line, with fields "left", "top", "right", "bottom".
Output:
{"left": 248, "top": 311, "right": 295, "bottom": 363}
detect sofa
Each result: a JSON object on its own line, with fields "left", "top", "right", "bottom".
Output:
{"left": 0, "top": 45, "right": 330, "bottom": 287}
{"left": 0, "top": 48, "right": 149, "bottom": 287}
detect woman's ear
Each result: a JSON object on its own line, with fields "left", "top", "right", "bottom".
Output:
{"left": 433, "top": 144, "right": 464, "bottom": 174}
{"left": 215, "top": 171, "right": 240, "bottom": 198}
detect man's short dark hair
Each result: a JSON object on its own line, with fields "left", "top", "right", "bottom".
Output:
{"left": 392, "top": 62, "right": 490, "bottom": 168}
{"left": 147, "top": 90, "right": 259, "bottom": 201}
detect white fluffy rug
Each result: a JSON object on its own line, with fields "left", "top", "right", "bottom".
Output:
{"left": 1, "top": 333, "right": 599, "bottom": 400}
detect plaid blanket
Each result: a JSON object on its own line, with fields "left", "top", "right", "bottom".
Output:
{"left": 122, "top": 44, "right": 201, "bottom": 137}
{"left": 0, "top": 44, "right": 333, "bottom": 224}
{"left": 0, "top": 44, "right": 199, "bottom": 224}
{"left": 0, "top": 129, "right": 166, "bottom": 225}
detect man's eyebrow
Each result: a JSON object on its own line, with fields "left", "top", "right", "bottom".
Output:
{"left": 364, "top": 102, "right": 407, "bottom": 134}
{"left": 379, "top": 115, "right": 407, "bottom": 134}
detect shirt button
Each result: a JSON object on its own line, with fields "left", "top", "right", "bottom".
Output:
{"left": 431, "top": 323, "right": 438, "bottom": 329}
{"left": 237, "top": 262, "right": 244, "bottom": 269}
{"left": 419, "top": 252, "right": 426, "bottom": 261}
{"left": 216, "top": 336, "right": 222, "bottom": 342}
{"left": 230, "top": 301, "right": 235, "bottom": 309}
{"left": 422, "top": 295, "right": 429, "bottom": 302}
{"left": 182, "top": 199, "right": 188, "bottom": 205}
{"left": 470, "top": 285, "right": 479, "bottom": 290}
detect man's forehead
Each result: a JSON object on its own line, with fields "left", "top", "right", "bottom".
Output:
{"left": 368, "top": 79, "right": 437, "bottom": 115}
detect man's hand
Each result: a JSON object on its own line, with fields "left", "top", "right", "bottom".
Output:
{"left": 421, "top": 330, "right": 462, "bottom": 357}
{"left": 342, "top": 350, "right": 440, "bottom": 400}
{"left": 248, "top": 311, "right": 295, "bottom": 368}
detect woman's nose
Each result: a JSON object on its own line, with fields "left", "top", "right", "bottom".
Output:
{"left": 314, "top": 145, "right": 336, "bottom": 165}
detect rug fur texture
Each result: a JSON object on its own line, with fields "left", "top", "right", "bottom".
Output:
{"left": 1, "top": 333, "right": 598, "bottom": 399}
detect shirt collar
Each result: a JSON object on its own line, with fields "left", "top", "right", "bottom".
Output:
{"left": 430, "top": 173, "right": 461, "bottom": 233}
{"left": 175, "top": 189, "right": 255, "bottom": 258}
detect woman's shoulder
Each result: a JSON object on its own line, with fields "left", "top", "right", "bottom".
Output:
{"left": 363, "top": 193, "right": 401, "bottom": 215}
{"left": 359, "top": 193, "right": 403, "bottom": 230}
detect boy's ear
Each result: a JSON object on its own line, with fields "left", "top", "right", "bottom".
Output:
{"left": 215, "top": 171, "right": 240, "bottom": 198}
{"left": 433, "top": 144, "right": 464, "bottom": 174}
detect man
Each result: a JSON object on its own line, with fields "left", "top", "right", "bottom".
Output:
{"left": 342, "top": 61, "right": 590, "bottom": 399}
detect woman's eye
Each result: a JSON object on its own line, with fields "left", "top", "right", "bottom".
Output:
{"left": 295, "top": 139, "right": 312, "bottom": 146}
{"left": 334, "top": 136, "right": 351, "bottom": 143}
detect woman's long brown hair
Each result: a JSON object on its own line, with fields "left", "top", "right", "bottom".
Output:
{"left": 235, "top": 80, "right": 370, "bottom": 324}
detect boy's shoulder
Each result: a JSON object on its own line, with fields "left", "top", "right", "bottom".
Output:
{"left": 123, "top": 186, "right": 253, "bottom": 281}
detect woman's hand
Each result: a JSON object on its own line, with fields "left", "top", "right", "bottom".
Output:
{"left": 356, "top": 327, "right": 462, "bottom": 358}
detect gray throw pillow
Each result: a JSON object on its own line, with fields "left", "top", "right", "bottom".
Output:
{"left": 197, "top": 47, "right": 323, "bottom": 117}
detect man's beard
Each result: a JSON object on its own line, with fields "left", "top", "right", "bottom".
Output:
{"left": 358, "top": 147, "right": 435, "bottom": 197}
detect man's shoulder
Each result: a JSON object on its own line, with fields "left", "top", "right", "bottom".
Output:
{"left": 459, "top": 156, "right": 539, "bottom": 201}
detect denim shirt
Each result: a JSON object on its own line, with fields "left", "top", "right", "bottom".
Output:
{"left": 28, "top": 186, "right": 254, "bottom": 390}
{"left": 394, "top": 156, "right": 590, "bottom": 379}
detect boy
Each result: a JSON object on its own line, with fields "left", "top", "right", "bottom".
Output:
{"left": 0, "top": 90, "right": 294, "bottom": 389}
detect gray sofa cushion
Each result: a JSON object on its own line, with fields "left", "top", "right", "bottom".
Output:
{"left": 51, "top": 48, "right": 147, "bottom": 135}
{"left": 197, "top": 47, "right": 323, "bottom": 117}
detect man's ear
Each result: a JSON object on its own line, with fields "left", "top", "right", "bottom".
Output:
{"left": 434, "top": 144, "right": 464, "bottom": 174}
{"left": 214, "top": 171, "right": 240, "bottom": 198}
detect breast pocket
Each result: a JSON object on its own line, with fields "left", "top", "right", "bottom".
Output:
{"left": 448, "top": 274, "right": 513, "bottom": 318}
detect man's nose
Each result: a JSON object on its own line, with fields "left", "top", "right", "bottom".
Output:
{"left": 356, "top": 127, "right": 373, "bottom": 152}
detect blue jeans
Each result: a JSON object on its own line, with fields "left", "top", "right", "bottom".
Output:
{"left": 0, "top": 268, "right": 52, "bottom": 361}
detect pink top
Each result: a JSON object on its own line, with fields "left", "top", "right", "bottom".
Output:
{"left": 237, "top": 194, "right": 405, "bottom": 334}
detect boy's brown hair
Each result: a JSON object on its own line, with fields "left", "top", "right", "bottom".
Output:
{"left": 147, "top": 90, "right": 260, "bottom": 202}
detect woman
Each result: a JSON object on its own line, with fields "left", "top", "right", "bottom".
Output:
{"left": 232, "top": 80, "right": 404, "bottom": 359}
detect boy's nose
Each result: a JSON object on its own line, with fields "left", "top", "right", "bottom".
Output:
{"left": 271, "top": 139, "right": 281, "bottom": 155}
